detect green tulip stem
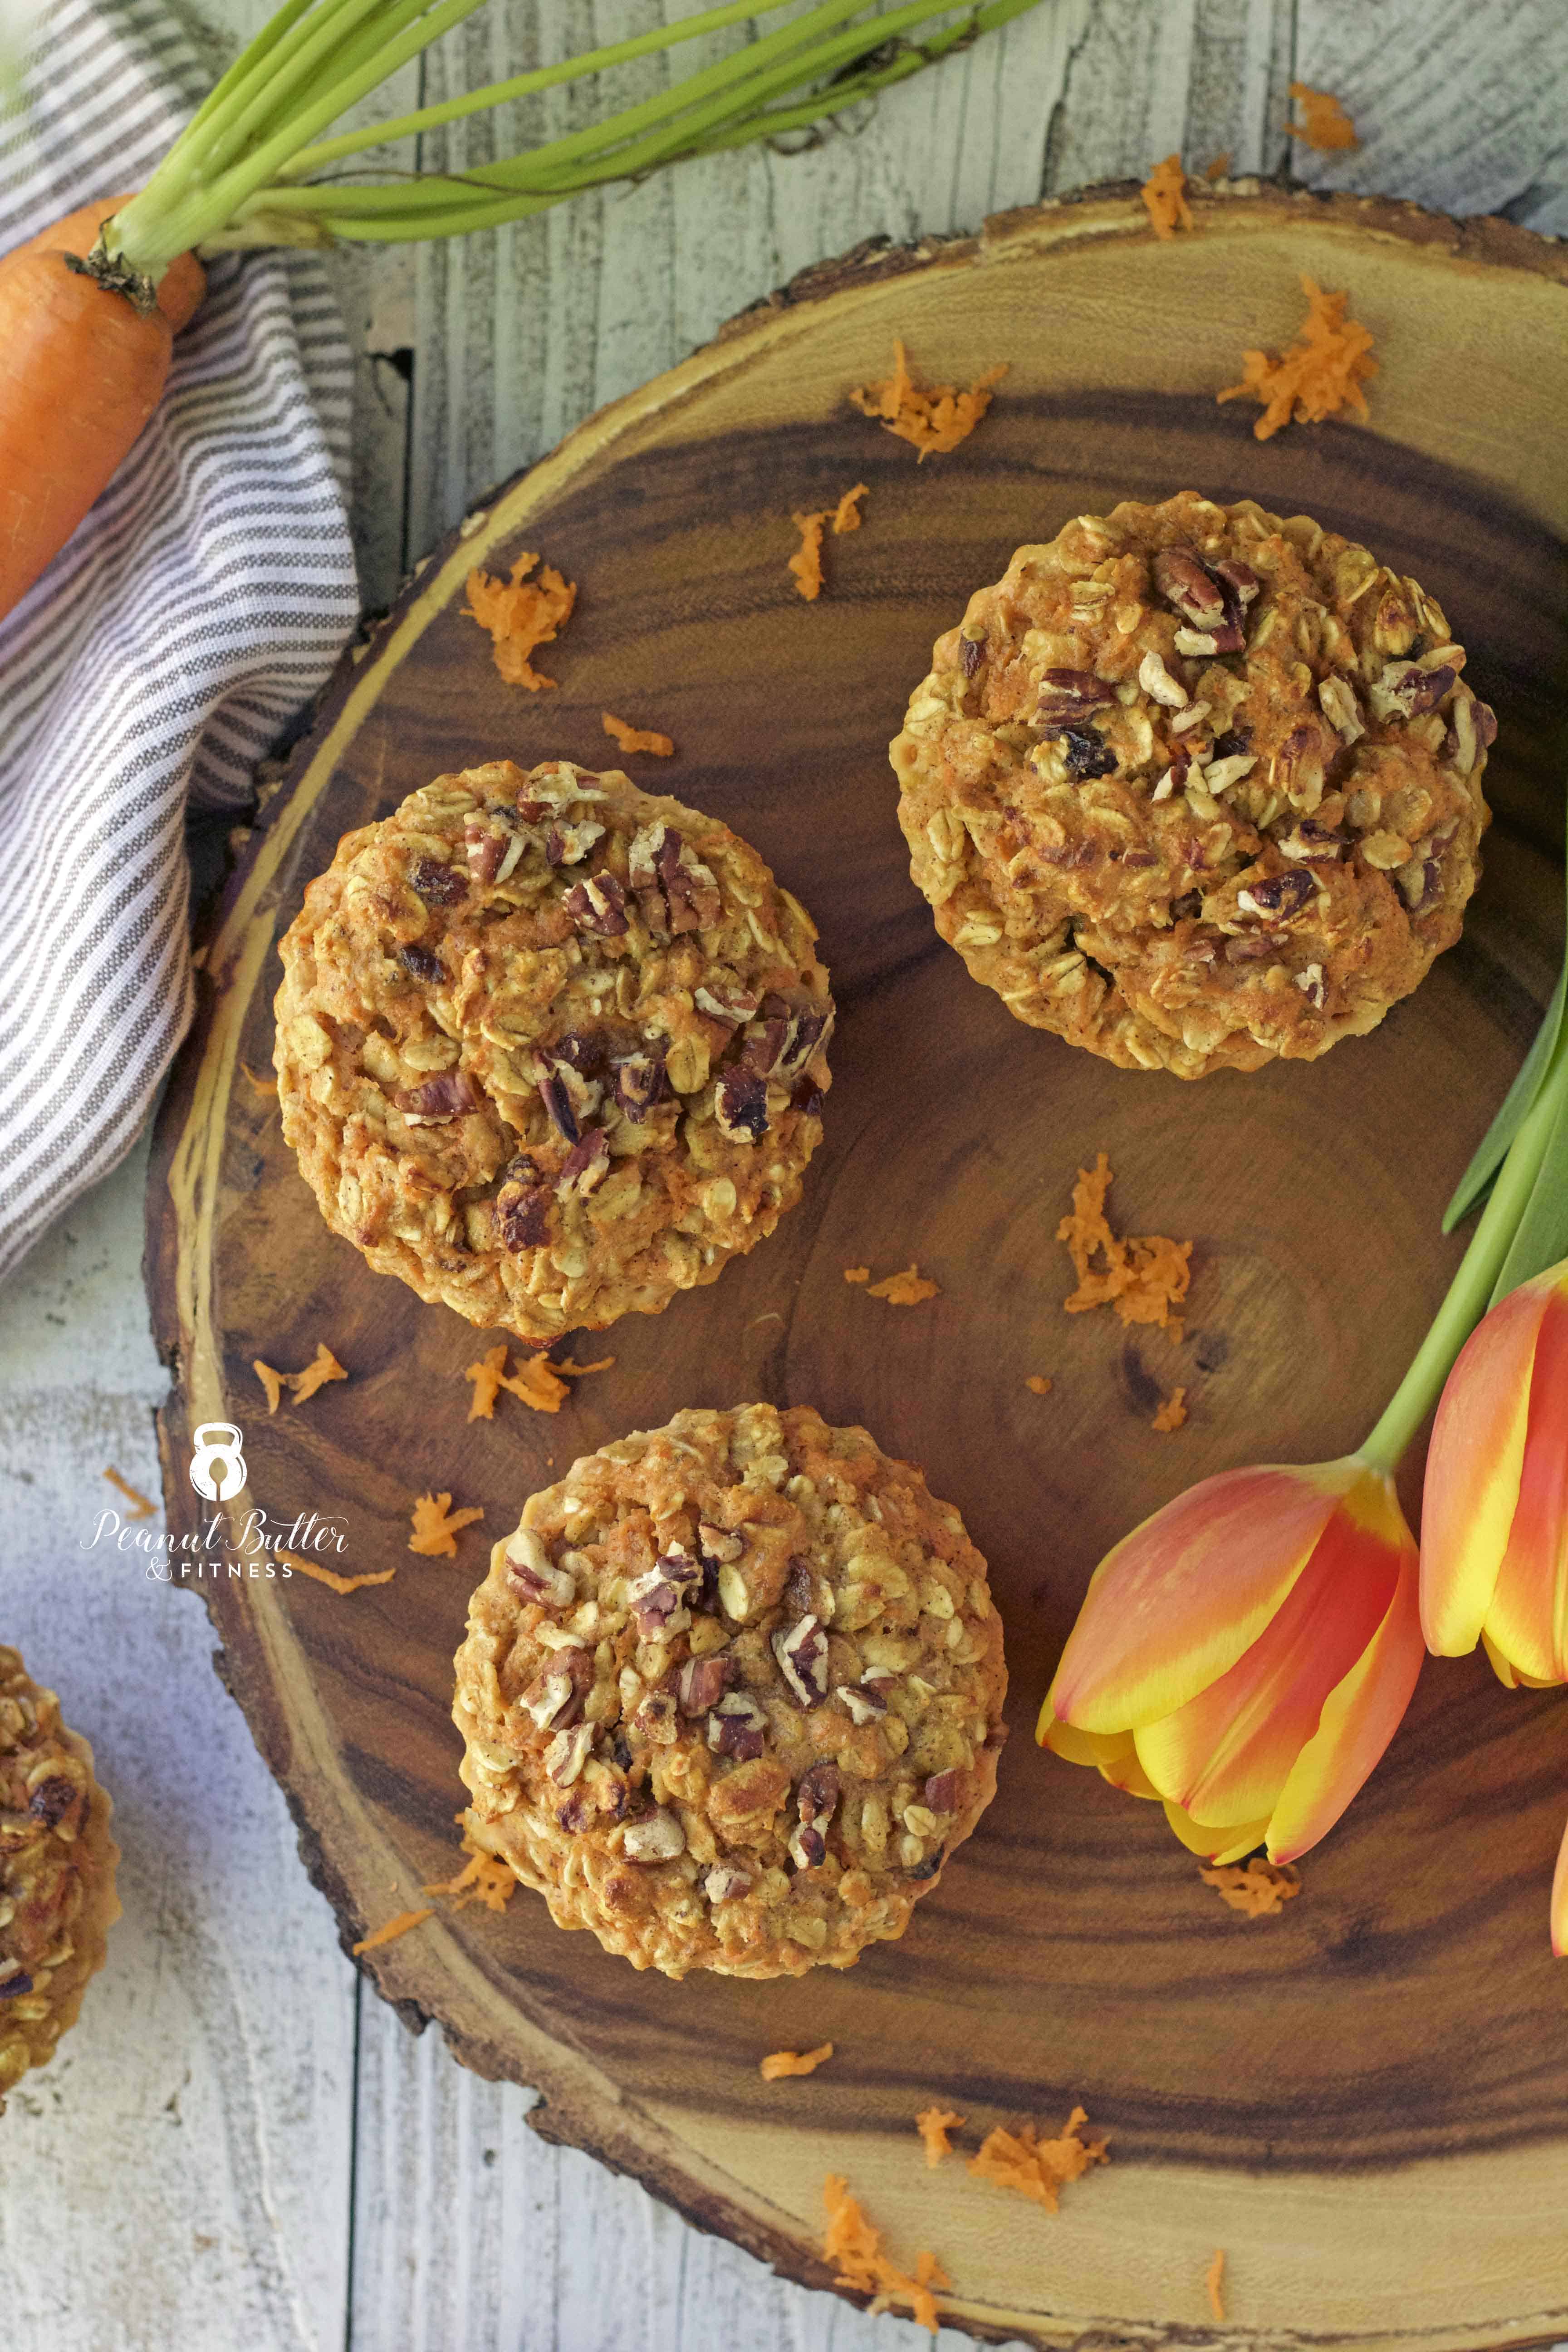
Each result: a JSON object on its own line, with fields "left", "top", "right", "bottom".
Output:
{"left": 1359, "top": 1038, "right": 1566, "bottom": 1475}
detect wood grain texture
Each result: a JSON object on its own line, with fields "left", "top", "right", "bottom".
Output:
{"left": 146, "top": 187, "right": 1568, "bottom": 2349}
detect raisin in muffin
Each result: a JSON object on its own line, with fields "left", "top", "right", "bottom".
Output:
{"left": 452, "top": 1404, "right": 1008, "bottom": 1979}
{"left": 274, "top": 761, "right": 833, "bottom": 1341}
{"left": 0, "top": 1647, "right": 119, "bottom": 2112}
{"left": 892, "top": 491, "right": 1493, "bottom": 1077}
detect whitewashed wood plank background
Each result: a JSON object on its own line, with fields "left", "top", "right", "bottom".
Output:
{"left": 3, "top": 1, "right": 1567, "bottom": 2346}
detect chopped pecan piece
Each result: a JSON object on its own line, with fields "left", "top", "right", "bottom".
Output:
{"left": 544, "top": 818, "right": 606, "bottom": 866}
{"left": 545, "top": 1722, "right": 594, "bottom": 1787}
{"left": 1294, "top": 961, "right": 1327, "bottom": 1009}
{"left": 632, "top": 1689, "right": 680, "bottom": 1744}
{"left": 1138, "top": 649, "right": 1187, "bottom": 708}
{"left": 1174, "top": 621, "right": 1245, "bottom": 657}
{"left": 773, "top": 1613, "right": 828, "bottom": 1708}
{"left": 562, "top": 871, "right": 628, "bottom": 936}
{"left": 696, "top": 1522, "right": 743, "bottom": 1565}
{"left": 797, "top": 1762, "right": 840, "bottom": 1824}
{"left": 392, "top": 1070, "right": 480, "bottom": 1122}
{"left": 622, "top": 1808, "right": 685, "bottom": 1864}
{"left": 410, "top": 856, "right": 467, "bottom": 906}
{"left": 496, "top": 1158, "right": 553, "bottom": 1251}
{"left": 1211, "top": 556, "right": 1260, "bottom": 605}
{"left": 555, "top": 1129, "right": 610, "bottom": 1198}
{"left": 1153, "top": 546, "right": 1226, "bottom": 629}
{"left": 1368, "top": 659, "right": 1457, "bottom": 722}
{"left": 505, "top": 1530, "right": 574, "bottom": 1608}
{"left": 835, "top": 1681, "right": 887, "bottom": 1725}
{"left": 677, "top": 1655, "right": 737, "bottom": 1715}
{"left": 628, "top": 1548, "right": 701, "bottom": 1638}
{"left": 534, "top": 1053, "right": 601, "bottom": 1144}
{"left": 612, "top": 1045, "right": 668, "bottom": 1121}
{"left": 520, "top": 1666, "right": 581, "bottom": 1732}
{"left": 715, "top": 1068, "right": 769, "bottom": 1144}
{"left": 694, "top": 986, "right": 759, "bottom": 1028}
{"left": 704, "top": 1865, "right": 754, "bottom": 1904}
{"left": 1036, "top": 669, "right": 1115, "bottom": 728}
{"left": 788, "top": 1822, "right": 827, "bottom": 1870}
{"left": 781, "top": 1556, "right": 816, "bottom": 1617}
{"left": 707, "top": 1693, "right": 768, "bottom": 1760}
{"left": 922, "top": 1769, "right": 962, "bottom": 1815}
{"left": 464, "top": 817, "right": 517, "bottom": 885}
{"left": 1237, "top": 869, "right": 1316, "bottom": 920}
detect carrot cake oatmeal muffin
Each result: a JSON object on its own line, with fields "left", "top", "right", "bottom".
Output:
{"left": 892, "top": 491, "right": 1493, "bottom": 1077}
{"left": 0, "top": 1648, "right": 119, "bottom": 2112}
{"left": 452, "top": 1403, "right": 1008, "bottom": 1978}
{"left": 275, "top": 761, "right": 833, "bottom": 1342}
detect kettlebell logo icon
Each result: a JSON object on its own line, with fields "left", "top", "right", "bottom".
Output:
{"left": 191, "top": 1422, "right": 246, "bottom": 1503}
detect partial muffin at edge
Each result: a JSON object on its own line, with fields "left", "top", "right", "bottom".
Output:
{"left": 0, "top": 1646, "right": 119, "bottom": 2112}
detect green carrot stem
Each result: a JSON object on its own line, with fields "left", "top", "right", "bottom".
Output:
{"left": 280, "top": 0, "right": 810, "bottom": 175}
{"left": 1359, "top": 1029, "right": 1568, "bottom": 1474}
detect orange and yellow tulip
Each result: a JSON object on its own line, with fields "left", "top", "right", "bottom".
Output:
{"left": 1421, "top": 1256, "right": 1568, "bottom": 1952}
{"left": 1039, "top": 1457, "right": 1424, "bottom": 1864}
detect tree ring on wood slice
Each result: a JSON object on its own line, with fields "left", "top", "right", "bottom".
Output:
{"left": 149, "top": 184, "right": 1568, "bottom": 2349}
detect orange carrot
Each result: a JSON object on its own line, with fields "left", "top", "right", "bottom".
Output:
{"left": 0, "top": 247, "right": 176, "bottom": 619}
{"left": 7, "top": 198, "right": 205, "bottom": 330}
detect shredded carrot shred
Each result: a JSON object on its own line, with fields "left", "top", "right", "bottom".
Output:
{"left": 1058, "top": 1153, "right": 1191, "bottom": 1335}
{"left": 760, "top": 2042, "right": 834, "bottom": 2080}
{"left": 1218, "top": 273, "right": 1377, "bottom": 441}
{"left": 786, "top": 485, "right": 866, "bottom": 603}
{"left": 1152, "top": 1387, "right": 1188, "bottom": 1432}
{"left": 831, "top": 481, "right": 868, "bottom": 533}
{"left": 968, "top": 2107, "right": 1108, "bottom": 2213}
{"left": 789, "top": 510, "right": 828, "bottom": 602}
{"left": 1206, "top": 2248, "right": 1228, "bottom": 2322}
{"left": 254, "top": 1342, "right": 348, "bottom": 1415}
{"left": 850, "top": 340, "right": 1006, "bottom": 459}
{"left": 843, "top": 1265, "right": 871, "bottom": 1285}
{"left": 863, "top": 1264, "right": 940, "bottom": 1306}
{"left": 423, "top": 1832, "right": 517, "bottom": 1915}
{"left": 290, "top": 1343, "right": 348, "bottom": 1404}
{"left": 464, "top": 1344, "right": 611, "bottom": 1419}
{"left": 352, "top": 1906, "right": 433, "bottom": 1956}
{"left": 280, "top": 1551, "right": 397, "bottom": 1596}
{"left": 822, "top": 2176, "right": 950, "bottom": 2336}
{"left": 1289, "top": 81, "right": 1357, "bottom": 151}
{"left": 1203, "top": 151, "right": 1231, "bottom": 181}
{"left": 240, "top": 1062, "right": 278, "bottom": 1096}
{"left": 1140, "top": 154, "right": 1194, "bottom": 240}
{"left": 462, "top": 551, "right": 577, "bottom": 689}
{"left": 1024, "top": 1374, "right": 1054, "bottom": 1396}
{"left": 602, "top": 710, "right": 675, "bottom": 757}
{"left": 915, "top": 2106, "right": 965, "bottom": 2166}
{"left": 408, "top": 1492, "right": 485, "bottom": 1556}
{"left": 1200, "top": 1856, "right": 1301, "bottom": 1918}
{"left": 103, "top": 1467, "right": 156, "bottom": 1520}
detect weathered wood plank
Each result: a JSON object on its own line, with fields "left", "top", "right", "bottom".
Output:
{"left": 0, "top": 1141, "right": 357, "bottom": 2352}
{"left": 1293, "top": 0, "right": 1568, "bottom": 230}
{"left": 407, "top": 0, "right": 1090, "bottom": 553}
{"left": 351, "top": 1992, "right": 1035, "bottom": 2351}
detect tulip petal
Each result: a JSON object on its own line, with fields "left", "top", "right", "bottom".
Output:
{"left": 1049, "top": 1464, "right": 1348, "bottom": 1734}
{"left": 1421, "top": 1277, "right": 1550, "bottom": 1655}
{"left": 1484, "top": 1282, "right": 1568, "bottom": 1684}
{"left": 1100, "top": 1751, "right": 1161, "bottom": 1801}
{"left": 1266, "top": 1545, "right": 1425, "bottom": 1862}
{"left": 1552, "top": 1810, "right": 1568, "bottom": 1961}
{"left": 1162, "top": 1798, "right": 1272, "bottom": 1866}
{"left": 1133, "top": 1471, "right": 1406, "bottom": 1826}
{"left": 1038, "top": 1708, "right": 1136, "bottom": 1771}
{"left": 1482, "top": 1628, "right": 1521, "bottom": 1689}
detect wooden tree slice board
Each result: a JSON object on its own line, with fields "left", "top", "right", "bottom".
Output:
{"left": 148, "top": 184, "right": 1568, "bottom": 2349}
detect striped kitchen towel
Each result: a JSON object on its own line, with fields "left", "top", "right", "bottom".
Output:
{"left": 0, "top": 0, "right": 359, "bottom": 1279}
